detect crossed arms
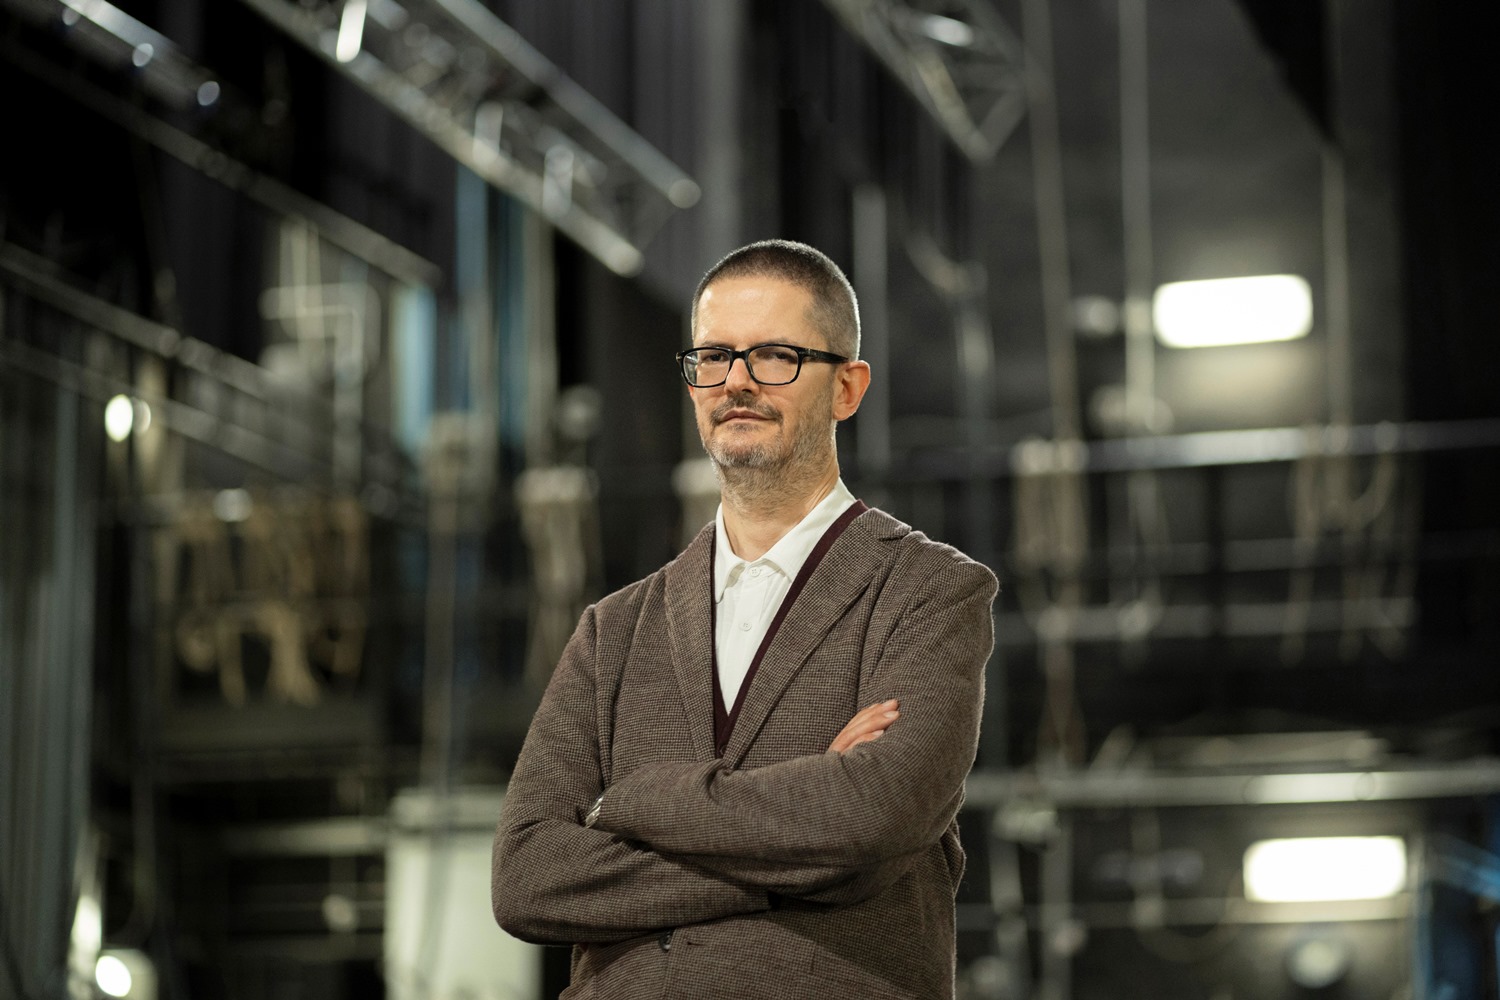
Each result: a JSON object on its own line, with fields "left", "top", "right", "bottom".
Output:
{"left": 491, "top": 556, "right": 995, "bottom": 945}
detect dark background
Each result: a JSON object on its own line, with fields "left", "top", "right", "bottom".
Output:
{"left": 3, "top": 1, "right": 1499, "bottom": 998}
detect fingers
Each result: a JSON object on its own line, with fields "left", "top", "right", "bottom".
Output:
{"left": 827, "top": 699, "right": 900, "bottom": 753}
{"left": 852, "top": 700, "right": 899, "bottom": 738}
{"left": 842, "top": 727, "right": 886, "bottom": 750}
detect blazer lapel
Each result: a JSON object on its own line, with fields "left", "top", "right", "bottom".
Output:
{"left": 721, "top": 512, "right": 894, "bottom": 765}
{"left": 663, "top": 523, "right": 720, "bottom": 762}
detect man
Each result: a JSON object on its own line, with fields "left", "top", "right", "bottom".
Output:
{"left": 492, "top": 239, "right": 997, "bottom": 998}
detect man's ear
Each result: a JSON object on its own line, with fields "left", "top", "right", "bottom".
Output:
{"left": 832, "top": 361, "right": 872, "bottom": 421}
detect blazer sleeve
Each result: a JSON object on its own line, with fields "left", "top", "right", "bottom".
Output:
{"left": 491, "top": 604, "right": 769, "bottom": 945}
{"left": 591, "top": 550, "right": 996, "bottom": 874}
{"left": 658, "top": 848, "right": 928, "bottom": 906}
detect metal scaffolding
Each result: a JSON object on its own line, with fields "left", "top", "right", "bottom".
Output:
{"left": 821, "top": 0, "right": 1028, "bottom": 162}
{"left": 237, "top": 0, "right": 701, "bottom": 276}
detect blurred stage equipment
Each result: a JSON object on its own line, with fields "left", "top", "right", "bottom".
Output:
{"left": 68, "top": 845, "right": 104, "bottom": 1000}
{"left": 236, "top": 0, "right": 700, "bottom": 276}
{"left": 1426, "top": 832, "right": 1500, "bottom": 904}
{"left": 104, "top": 393, "right": 150, "bottom": 442}
{"left": 155, "top": 488, "right": 370, "bottom": 707}
{"left": 968, "top": 757, "right": 1500, "bottom": 811}
{"left": 2, "top": 0, "right": 222, "bottom": 111}
{"left": 516, "top": 465, "right": 600, "bottom": 689}
{"left": 673, "top": 457, "right": 721, "bottom": 551}
{"left": 94, "top": 949, "right": 159, "bottom": 1000}
{"left": 259, "top": 219, "right": 386, "bottom": 487}
{"left": 972, "top": 733, "right": 1500, "bottom": 997}
{"left": 1284, "top": 931, "right": 1352, "bottom": 989}
{"left": 820, "top": 0, "right": 1028, "bottom": 162}
{"left": 1283, "top": 422, "right": 1407, "bottom": 664}
{"left": 1010, "top": 437, "right": 1090, "bottom": 766}
{"left": 384, "top": 788, "right": 540, "bottom": 1000}
{"left": 517, "top": 386, "right": 603, "bottom": 688}
{"left": 420, "top": 411, "right": 496, "bottom": 786}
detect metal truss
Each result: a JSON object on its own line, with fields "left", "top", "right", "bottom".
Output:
{"left": 0, "top": 239, "right": 422, "bottom": 514}
{"left": 2, "top": 0, "right": 441, "bottom": 285}
{"left": 2, "top": 0, "right": 222, "bottom": 110}
{"left": 967, "top": 758, "right": 1500, "bottom": 810}
{"left": 237, "top": 0, "right": 700, "bottom": 276}
{"left": 821, "top": 0, "right": 1028, "bottom": 162}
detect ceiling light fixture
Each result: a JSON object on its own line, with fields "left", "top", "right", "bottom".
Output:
{"left": 1153, "top": 274, "right": 1313, "bottom": 348}
{"left": 94, "top": 949, "right": 158, "bottom": 1000}
{"left": 334, "top": 0, "right": 367, "bottom": 62}
{"left": 104, "top": 395, "right": 135, "bottom": 441}
{"left": 95, "top": 954, "right": 133, "bottom": 998}
{"left": 1244, "top": 835, "right": 1406, "bottom": 902}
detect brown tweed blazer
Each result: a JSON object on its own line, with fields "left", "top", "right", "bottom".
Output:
{"left": 492, "top": 507, "right": 997, "bottom": 999}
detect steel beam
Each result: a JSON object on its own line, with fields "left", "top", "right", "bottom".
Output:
{"left": 966, "top": 759, "right": 1500, "bottom": 810}
{"left": 236, "top": 0, "right": 700, "bottom": 276}
{"left": 821, "top": 0, "right": 1028, "bottom": 162}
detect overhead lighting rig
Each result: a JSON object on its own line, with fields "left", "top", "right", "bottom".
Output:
{"left": 237, "top": 0, "right": 701, "bottom": 277}
{"left": 3, "top": 0, "right": 223, "bottom": 111}
{"left": 820, "top": 0, "right": 1028, "bottom": 162}
{"left": 2, "top": 0, "right": 444, "bottom": 285}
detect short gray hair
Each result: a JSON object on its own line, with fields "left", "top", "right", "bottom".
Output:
{"left": 692, "top": 240, "right": 861, "bottom": 359}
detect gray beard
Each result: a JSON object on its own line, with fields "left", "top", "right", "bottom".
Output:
{"left": 703, "top": 393, "right": 836, "bottom": 516}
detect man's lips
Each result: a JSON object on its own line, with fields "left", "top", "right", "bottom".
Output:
{"left": 713, "top": 404, "right": 778, "bottom": 424}
{"left": 719, "top": 409, "right": 771, "bottom": 423}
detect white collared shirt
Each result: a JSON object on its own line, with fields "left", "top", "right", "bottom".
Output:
{"left": 713, "top": 479, "right": 857, "bottom": 711}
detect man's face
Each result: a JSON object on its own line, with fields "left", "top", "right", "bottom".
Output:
{"left": 689, "top": 276, "right": 859, "bottom": 473}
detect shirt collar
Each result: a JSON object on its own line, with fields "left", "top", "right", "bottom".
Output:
{"left": 713, "top": 479, "right": 857, "bottom": 603}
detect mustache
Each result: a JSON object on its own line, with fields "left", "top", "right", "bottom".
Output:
{"left": 712, "top": 394, "right": 780, "bottom": 424}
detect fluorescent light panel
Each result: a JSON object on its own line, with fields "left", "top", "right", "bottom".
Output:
{"left": 1153, "top": 274, "right": 1313, "bottom": 348}
{"left": 335, "top": 0, "right": 368, "bottom": 63}
{"left": 1243, "top": 836, "right": 1406, "bottom": 902}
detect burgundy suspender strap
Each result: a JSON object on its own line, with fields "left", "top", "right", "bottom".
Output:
{"left": 710, "top": 500, "right": 869, "bottom": 757}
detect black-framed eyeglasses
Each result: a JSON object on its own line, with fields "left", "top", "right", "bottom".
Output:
{"left": 675, "top": 343, "right": 849, "bottom": 387}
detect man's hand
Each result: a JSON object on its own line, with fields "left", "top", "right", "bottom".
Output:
{"left": 827, "top": 699, "right": 900, "bottom": 754}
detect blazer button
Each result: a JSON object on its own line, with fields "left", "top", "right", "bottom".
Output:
{"left": 658, "top": 930, "right": 673, "bottom": 952}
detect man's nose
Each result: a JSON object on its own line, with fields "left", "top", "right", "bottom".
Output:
{"left": 722, "top": 353, "right": 758, "bottom": 392}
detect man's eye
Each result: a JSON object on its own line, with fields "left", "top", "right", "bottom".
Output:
{"left": 758, "top": 348, "right": 799, "bottom": 364}
{"left": 696, "top": 350, "right": 730, "bottom": 364}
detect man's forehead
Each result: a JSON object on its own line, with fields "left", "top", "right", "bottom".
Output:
{"left": 694, "top": 276, "right": 821, "bottom": 343}
{"left": 699, "top": 273, "right": 807, "bottom": 304}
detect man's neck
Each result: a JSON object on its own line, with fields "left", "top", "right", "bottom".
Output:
{"left": 719, "top": 464, "right": 840, "bottom": 561}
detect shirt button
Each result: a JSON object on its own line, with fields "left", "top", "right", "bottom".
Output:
{"left": 749, "top": 567, "right": 761, "bottom": 577}
{"left": 739, "top": 621, "right": 752, "bottom": 631}
{"left": 659, "top": 930, "right": 674, "bottom": 951}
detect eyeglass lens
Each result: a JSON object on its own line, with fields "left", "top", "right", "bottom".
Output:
{"left": 684, "top": 346, "right": 802, "bottom": 386}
